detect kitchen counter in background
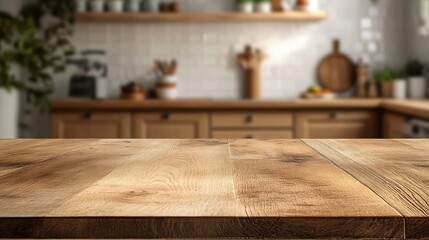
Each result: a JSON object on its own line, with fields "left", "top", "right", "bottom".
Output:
{"left": 52, "top": 98, "right": 383, "bottom": 110}
{"left": 50, "top": 99, "right": 429, "bottom": 139}
{"left": 0, "top": 139, "right": 428, "bottom": 239}
{"left": 52, "top": 99, "right": 429, "bottom": 116}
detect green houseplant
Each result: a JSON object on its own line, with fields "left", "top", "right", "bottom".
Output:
{"left": 406, "top": 60, "right": 426, "bottom": 99}
{"left": 374, "top": 67, "right": 396, "bottom": 98}
{"left": 0, "top": 0, "right": 75, "bottom": 137}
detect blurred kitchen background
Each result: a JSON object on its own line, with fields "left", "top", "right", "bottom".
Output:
{"left": 0, "top": 0, "right": 428, "bottom": 139}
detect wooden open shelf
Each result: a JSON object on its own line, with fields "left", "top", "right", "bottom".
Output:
{"left": 75, "top": 11, "right": 327, "bottom": 23}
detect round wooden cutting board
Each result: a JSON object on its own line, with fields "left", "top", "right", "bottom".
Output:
{"left": 317, "top": 40, "right": 355, "bottom": 92}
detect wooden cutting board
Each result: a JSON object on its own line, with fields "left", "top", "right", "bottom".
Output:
{"left": 318, "top": 40, "right": 355, "bottom": 92}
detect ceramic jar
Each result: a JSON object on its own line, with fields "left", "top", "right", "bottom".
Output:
{"left": 109, "top": 0, "right": 124, "bottom": 12}
{"left": 144, "top": 0, "right": 159, "bottom": 12}
{"left": 156, "top": 83, "right": 178, "bottom": 100}
{"left": 255, "top": 1, "right": 272, "bottom": 13}
{"left": 238, "top": 2, "right": 254, "bottom": 13}
{"left": 409, "top": 76, "right": 427, "bottom": 99}
{"left": 127, "top": 0, "right": 141, "bottom": 12}
{"left": 77, "top": 0, "right": 88, "bottom": 12}
{"left": 393, "top": 80, "right": 407, "bottom": 99}
{"left": 91, "top": 0, "right": 105, "bottom": 12}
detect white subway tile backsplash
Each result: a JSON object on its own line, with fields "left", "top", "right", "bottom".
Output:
{"left": 57, "top": 0, "right": 406, "bottom": 100}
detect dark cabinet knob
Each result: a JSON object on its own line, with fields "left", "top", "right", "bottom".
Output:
{"left": 330, "top": 111, "right": 338, "bottom": 119}
{"left": 162, "top": 112, "right": 171, "bottom": 120}
{"left": 84, "top": 112, "right": 93, "bottom": 120}
{"left": 245, "top": 134, "right": 254, "bottom": 139}
{"left": 245, "top": 115, "right": 254, "bottom": 123}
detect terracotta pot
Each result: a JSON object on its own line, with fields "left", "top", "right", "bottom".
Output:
{"left": 380, "top": 82, "right": 394, "bottom": 98}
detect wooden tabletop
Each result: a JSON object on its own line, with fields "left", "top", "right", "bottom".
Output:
{"left": 0, "top": 139, "right": 428, "bottom": 239}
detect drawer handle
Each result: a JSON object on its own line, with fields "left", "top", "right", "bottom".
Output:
{"left": 84, "top": 112, "right": 93, "bottom": 120}
{"left": 245, "top": 115, "right": 254, "bottom": 123}
{"left": 162, "top": 112, "right": 171, "bottom": 120}
{"left": 245, "top": 134, "right": 254, "bottom": 139}
{"left": 330, "top": 111, "right": 338, "bottom": 119}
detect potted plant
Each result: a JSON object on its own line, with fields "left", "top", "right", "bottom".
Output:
{"left": 255, "top": 0, "right": 272, "bottom": 13}
{"left": 406, "top": 60, "right": 426, "bottom": 99}
{"left": 237, "top": 0, "right": 254, "bottom": 13}
{"left": 374, "top": 67, "right": 396, "bottom": 98}
{"left": 392, "top": 69, "right": 408, "bottom": 99}
{"left": 0, "top": 1, "right": 75, "bottom": 138}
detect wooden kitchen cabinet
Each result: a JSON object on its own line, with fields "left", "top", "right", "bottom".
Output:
{"left": 383, "top": 112, "right": 405, "bottom": 138}
{"left": 295, "top": 111, "right": 379, "bottom": 138}
{"left": 133, "top": 112, "right": 209, "bottom": 138}
{"left": 212, "top": 112, "right": 293, "bottom": 128}
{"left": 212, "top": 130, "right": 293, "bottom": 139}
{"left": 51, "top": 112, "right": 131, "bottom": 138}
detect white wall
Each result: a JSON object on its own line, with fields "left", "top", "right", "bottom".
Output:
{"left": 406, "top": 0, "right": 429, "bottom": 63}
{"left": 53, "top": 0, "right": 407, "bottom": 100}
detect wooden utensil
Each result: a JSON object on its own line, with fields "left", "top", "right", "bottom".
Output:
{"left": 317, "top": 39, "right": 355, "bottom": 93}
{"left": 155, "top": 59, "right": 178, "bottom": 76}
{"left": 238, "top": 45, "right": 266, "bottom": 99}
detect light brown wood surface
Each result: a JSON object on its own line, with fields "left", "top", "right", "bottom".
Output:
{"left": 382, "top": 100, "right": 429, "bottom": 120}
{"left": 51, "top": 112, "right": 131, "bottom": 138}
{"left": 75, "top": 12, "right": 327, "bottom": 23}
{"left": 133, "top": 112, "right": 209, "bottom": 138}
{"left": 0, "top": 139, "right": 428, "bottom": 239}
{"left": 304, "top": 139, "right": 429, "bottom": 239}
{"left": 383, "top": 112, "right": 406, "bottom": 138}
{"left": 295, "top": 111, "right": 378, "bottom": 138}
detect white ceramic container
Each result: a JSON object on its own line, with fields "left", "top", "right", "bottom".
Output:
{"left": 238, "top": 3, "right": 254, "bottom": 13}
{"left": 160, "top": 75, "right": 178, "bottom": 84}
{"left": 409, "top": 76, "right": 427, "bottom": 99}
{"left": 255, "top": 2, "right": 272, "bottom": 13}
{"left": 393, "top": 79, "right": 407, "bottom": 99}
{"left": 0, "top": 89, "right": 19, "bottom": 138}
{"left": 156, "top": 87, "right": 178, "bottom": 100}
{"left": 91, "top": 0, "right": 105, "bottom": 12}
{"left": 77, "top": 0, "right": 88, "bottom": 12}
{"left": 144, "top": 0, "right": 159, "bottom": 12}
{"left": 127, "top": 0, "right": 141, "bottom": 12}
{"left": 109, "top": 0, "right": 124, "bottom": 12}
{"left": 308, "top": 0, "right": 319, "bottom": 11}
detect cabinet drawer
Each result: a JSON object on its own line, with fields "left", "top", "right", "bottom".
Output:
{"left": 51, "top": 112, "right": 131, "bottom": 138}
{"left": 133, "top": 112, "right": 209, "bottom": 139}
{"left": 295, "top": 111, "right": 378, "bottom": 139}
{"left": 212, "top": 112, "right": 293, "bottom": 128}
{"left": 212, "top": 130, "right": 293, "bottom": 139}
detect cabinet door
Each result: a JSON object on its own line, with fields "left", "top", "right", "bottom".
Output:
{"left": 51, "top": 112, "right": 131, "bottom": 138}
{"left": 295, "top": 111, "right": 378, "bottom": 139}
{"left": 383, "top": 112, "right": 405, "bottom": 138}
{"left": 133, "top": 112, "right": 209, "bottom": 138}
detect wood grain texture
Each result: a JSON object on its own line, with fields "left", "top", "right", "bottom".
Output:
{"left": 229, "top": 139, "right": 403, "bottom": 239}
{"left": 304, "top": 139, "right": 429, "bottom": 239}
{"left": 0, "top": 140, "right": 98, "bottom": 177}
{"left": 0, "top": 140, "right": 154, "bottom": 216}
{"left": 50, "top": 139, "right": 239, "bottom": 217}
{"left": 3, "top": 139, "right": 429, "bottom": 238}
